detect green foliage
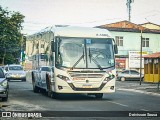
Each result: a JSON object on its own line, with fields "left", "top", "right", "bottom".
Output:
{"left": 0, "top": 6, "right": 25, "bottom": 65}
{"left": 4, "top": 53, "right": 17, "bottom": 64}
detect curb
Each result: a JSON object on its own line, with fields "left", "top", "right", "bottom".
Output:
{"left": 117, "top": 88, "right": 160, "bottom": 96}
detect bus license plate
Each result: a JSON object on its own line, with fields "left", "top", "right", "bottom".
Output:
{"left": 82, "top": 84, "right": 92, "bottom": 88}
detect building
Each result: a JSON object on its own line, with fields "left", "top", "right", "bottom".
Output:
{"left": 97, "top": 20, "right": 160, "bottom": 72}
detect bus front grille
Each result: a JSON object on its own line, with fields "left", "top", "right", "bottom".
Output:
{"left": 68, "top": 71, "right": 105, "bottom": 78}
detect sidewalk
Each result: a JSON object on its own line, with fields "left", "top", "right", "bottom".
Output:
{"left": 117, "top": 81, "right": 160, "bottom": 96}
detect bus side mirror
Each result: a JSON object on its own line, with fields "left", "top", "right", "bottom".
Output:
{"left": 51, "top": 41, "right": 55, "bottom": 52}
{"left": 114, "top": 44, "right": 118, "bottom": 54}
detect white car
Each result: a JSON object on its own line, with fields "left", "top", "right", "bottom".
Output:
{"left": 117, "top": 69, "right": 144, "bottom": 81}
{"left": 4, "top": 64, "right": 26, "bottom": 82}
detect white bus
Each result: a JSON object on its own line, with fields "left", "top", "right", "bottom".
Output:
{"left": 26, "top": 26, "right": 118, "bottom": 99}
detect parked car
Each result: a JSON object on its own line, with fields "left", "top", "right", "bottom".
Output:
{"left": 4, "top": 64, "right": 26, "bottom": 81}
{"left": 0, "top": 67, "right": 9, "bottom": 101}
{"left": 117, "top": 69, "right": 144, "bottom": 81}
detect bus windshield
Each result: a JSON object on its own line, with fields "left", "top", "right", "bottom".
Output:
{"left": 55, "top": 37, "right": 115, "bottom": 69}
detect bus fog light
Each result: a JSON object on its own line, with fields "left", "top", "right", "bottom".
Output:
{"left": 110, "top": 86, "right": 114, "bottom": 90}
{"left": 58, "top": 85, "right": 63, "bottom": 90}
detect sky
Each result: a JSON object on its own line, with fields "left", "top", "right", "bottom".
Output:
{"left": 0, "top": 0, "right": 160, "bottom": 35}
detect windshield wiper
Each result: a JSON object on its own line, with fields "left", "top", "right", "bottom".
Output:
{"left": 91, "top": 57, "right": 103, "bottom": 70}
{"left": 88, "top": 48, "right": 103, "bottom": 70}
{"left": 70, "top": 49, "right": 84, "bottom": 70}
{"left": 89, "top": 47, "right": 92, "bottom": 63}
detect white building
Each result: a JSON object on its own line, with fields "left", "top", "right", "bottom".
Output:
{"left": 97, "top": 21, "right": 160, "bottom": 72}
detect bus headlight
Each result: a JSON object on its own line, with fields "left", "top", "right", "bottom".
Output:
{"left": 103, "top": 75, "right": 115, "bottom": 83}
{"left": 57, "top": 74, "right": 72, "bottom": 83}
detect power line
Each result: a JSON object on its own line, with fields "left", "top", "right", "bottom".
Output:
{"left": 21, "top": 18, "right": 123, "bottom": 32}
{"left": 24, "top": 17, "right": 123, "bottom": 26}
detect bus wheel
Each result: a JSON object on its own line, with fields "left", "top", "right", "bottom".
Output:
{"left": 48, "top": 91, "right": 53, "bottom": 97}
{"left": 95, "top": 93, "right": 103, "bottom": 99}
{"left": 121, "top": 77, "right": 126, "bottom": 81}
{"left": 33, "top": 83, "right": 39, "bottom": 93}
{"left": 50, "top": 92, "right": 59, "bottom": 99}
{"left": 32, "top": 72, "right": 39, "bottom": 93}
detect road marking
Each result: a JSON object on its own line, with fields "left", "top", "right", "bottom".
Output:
{"left": 108, "top": 101, "right": 152, "bottom": 112}
{"left": 108, "top": 101, "right": 151, "bottom": 112}
{"left": 140, "top": 109, "right": 149, "bottom": 111}
{"left": 108, "top": 101, "right": 128, "bottom": 107}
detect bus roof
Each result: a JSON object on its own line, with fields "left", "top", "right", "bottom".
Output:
{"left": 52, "top": 26, "right": 112, "bottom": 38}
{"left": 29, "top": 26, "right": 112, "bottom": 38}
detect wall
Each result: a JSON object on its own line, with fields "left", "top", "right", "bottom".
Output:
{"left": 111, "top": 31, "right": 160, "bottom": 56}
{"left": 111, "top": 31, "right": 160, "bottom": 71}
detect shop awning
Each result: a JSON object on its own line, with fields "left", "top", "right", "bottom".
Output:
{"left": 143, "top": 52, "right": 160, "bottom": 58}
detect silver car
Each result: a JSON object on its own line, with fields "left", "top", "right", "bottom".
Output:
{"left": 4, "top": 64, "right": 26, "bottom": 82}
{"left": 0, "top": 67, "right": 9, "bottom": 101}
{"left": 117, "top": 69, "right": 144, "bottom": 81}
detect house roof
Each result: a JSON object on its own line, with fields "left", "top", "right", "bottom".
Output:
{"left": 99, "top": 20, "right": 147, "bottom": 30}
{"left": 139, "top": 22, "right": 160, "bottom": 27}
{"left": 139, "top": 22, "right": 160, "bottom": 32}
{"left": 96, "top": 20, "right": 160, "bottom": 34}
{"left": 97, "top": 20, "right": 146, "bottom": 30}
{"left": 143, "top": 52, "right": 160, "bottom": 58}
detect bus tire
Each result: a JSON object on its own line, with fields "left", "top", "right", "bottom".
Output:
{"left": 32, "top": 72, "right": 39, "bottom": 93}
{"left": 47, "top": 91, "right": 51, "bottom": 97}
{"left": 50, "top": 92, "right": 59, "bottom": 99}
{"left": 95, "top": 93, "right": 103, "bottom": 99}
{"left": 33, "top": 83, "right": 39, "bottom": 93}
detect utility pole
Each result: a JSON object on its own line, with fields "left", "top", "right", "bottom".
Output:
{"left": 126, "top": 0, "right": 134, "bottom": 22}
{"left": 140, "top": 29, "right": 143, "bottom": 85}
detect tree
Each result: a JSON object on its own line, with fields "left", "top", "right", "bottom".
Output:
{"left": 0, "top": 6, "right": 25, "bottom": 65}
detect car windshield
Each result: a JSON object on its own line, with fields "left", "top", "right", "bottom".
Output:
{"left": 55, "top": 37, "right": 115, "bottom": 69}
{"left": 9, "top": 66, "right": 23, "bottom": 70}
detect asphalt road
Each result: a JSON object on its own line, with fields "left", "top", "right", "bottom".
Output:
{"left": 0, "top": 80, "right": 160, "bottom": 120}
